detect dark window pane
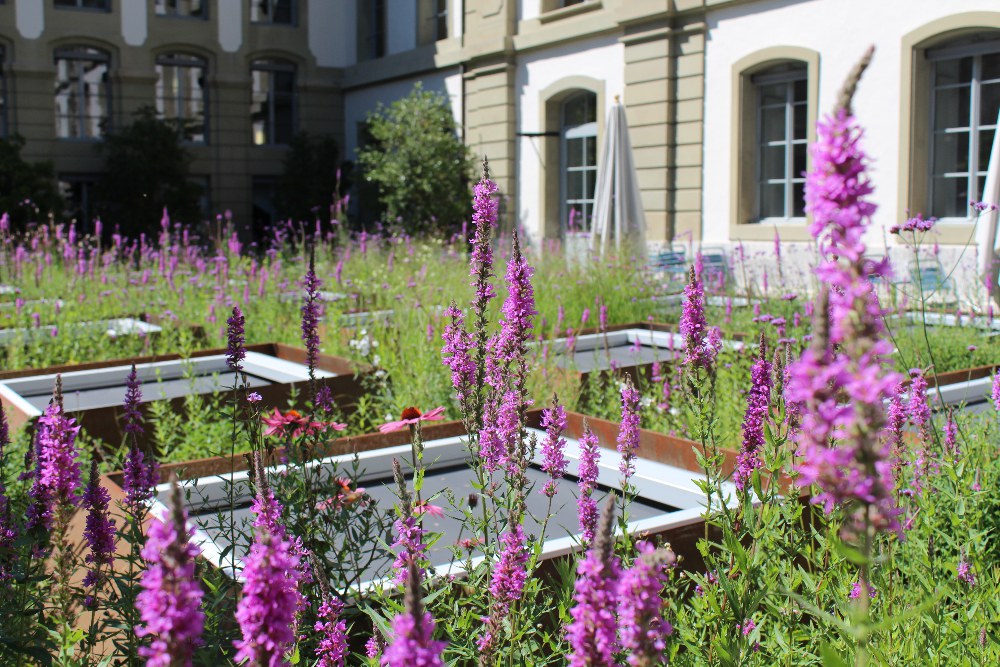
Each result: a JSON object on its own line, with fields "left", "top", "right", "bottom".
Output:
{"left": 977, "top": 175, "right": 987, "bottom": 204}
{"left": 933, "top": 130, "right": 969, "bottom": 174}
{"left": 566, "top": 173, "right": 583, "bottom": 202}
{"left": 793, "top": 78, "right": 807, "bottom": 102}
{"left": 793, "top": 103, "right": 807, "bottom": 139}
{"left": 761, "top": 144, "right": 785, "bottom": 181}
{"left": 936, "top": 56, "right": 974, "bottom": 86}
{"left": 760, "top": 183, "right": 784, "bottom": 218}
{"left": 931, "top": 175, "right": 967, "bottom": 218}
{"left": 761, "top": 106, "right": 785, "bottom": 143}
{"left": 793, "top": 143, "right": 807, "bottom": 177}
{"left": 979, "top": 129, "right": 994, "bottom": 173}
{"left": 566, "top": 138, "right": 583, "bottom": 168}
{"left": 563, "top": 94, "right": 594, "bottom": 127}
{"left": 792, "top": 182, "right": 805, "bottom": 217}
{"left": 984, "top": 52, "right": 1000, "bottom": 81}
{"left": 585, "top": 136, "right": 596, "bottom": 166}
{"left": 585, "top": 169, "right": 596, "bottom": 199}
{"left": 273, "top": 0, "right": 293, "bottom": 23}
{"left": 934, "top": 85, "right": 969, "bottom": 130}
{"left": 759, "top": 83, "right": 784, "bottom": 106}
{"left": 979, "top": 82, "right": 1000, "bottom": 127}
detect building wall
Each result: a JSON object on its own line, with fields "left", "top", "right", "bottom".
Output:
{"left": 702, "top": 0, "right": 1000, "bottom": 247}
{"left": 0, "top": 0, "right": 344, "bottom": 232}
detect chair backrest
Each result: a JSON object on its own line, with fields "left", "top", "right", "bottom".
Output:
{"left": 907, "top": 261, "right": 947, "bottom": 291}
{"left": 650, "top": 250, "right": 686, "bottom": 270}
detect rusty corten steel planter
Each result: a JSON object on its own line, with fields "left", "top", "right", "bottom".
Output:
{"left": 97, "top": 409, "right": 737, "bottom": 578}
{"left": 0, "top": 343, "right": 371, "bottom": 457}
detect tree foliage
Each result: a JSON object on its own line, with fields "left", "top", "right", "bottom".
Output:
{"left": 357, "top": 84, "right": 473, "bottom": 235}
{"left": 0, "top": 135, "right": 63, "bottom": 229}
{"left": 94, "top": 106, "right": 202, "bottom": 237}
{"left": 274, "top": 132, "right": 342, "bottom": 224}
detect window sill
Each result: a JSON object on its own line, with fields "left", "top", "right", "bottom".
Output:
{"left": 890, "top": 221, "right": 977, "bottom": 246}
{"left": 540, "top": 0, "right": 601, "bottom": 24}
{"left": 729, "top": 221, "right": 814, "bottom": 243}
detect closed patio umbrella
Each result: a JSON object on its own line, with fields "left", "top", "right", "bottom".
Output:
{"left": 977, "top": 107, "right": 1000, "bottom": 306}
{"left": 589, "top": 97, "right": 646, "bottom": 257}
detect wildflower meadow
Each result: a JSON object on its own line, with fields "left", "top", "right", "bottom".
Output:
{"left": 0, "top": 48, "right": 997, "bottom": 667}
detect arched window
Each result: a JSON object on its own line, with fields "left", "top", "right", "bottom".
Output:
{"left": 54, "top": 46, "right": 111, "bottom": 140}
{"left": 155, "top": 53, "right": 207, "bottom": 143}
{"left": 926, "top": 38, "right": 1000, "bottom": 219}
{"left": 560, "top": 91, "right": 597, "bottom": 234}
{"left": 752, "top": 62, "right": 807, "bottom": 222}
{"left": 250, "top": 58, "right": 295, "bottom": 145}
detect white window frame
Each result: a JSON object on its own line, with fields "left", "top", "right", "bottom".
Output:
{"left": 753, "top": 67, "right": 808, "bottom": 224}
{"left": 927, "top": 40, "right": 1000, "bottom": 222}
{"left": 560, "top": 92, "right": 598, "bottom": 235}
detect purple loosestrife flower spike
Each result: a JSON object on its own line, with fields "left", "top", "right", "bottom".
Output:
{"left": 35, "top": 382, "right": 83, "bottom": 511}
{"left": 735, "top": 337, "right": 773, "bottom": 491}
{"left": 943, "top": 409, "right": 959, "bottom": 462}
{"left": 123, "top": 364, "right": 144, "bottom": 437}
{"left": 618, "top": 542, "right": 676, "bottom": 667}
{"left": 617, "top": 379, "right": 641, "bottom": 484}
{"left": 468, "top": 161, "right": 500, "bottom": 429}
{"left": 227, "top": 306, "right": 246, "bottom": 372}
{"left": 992, "top": 371, "right": 999, "bottom": 411}
{"left": 479, "top": 521, "right": 530, "bottom": 656}
{"left": 82, "top": 460, "right": 116, "bottom": 592}
{"left": 539, "top": 395, "right": 568, "bottom": 497}
{"left": 441, "top": 302, "right": 475, "bottom": 409}
{"left": 577, "top": 424, "right": 601, "bottom": 544}
{"left": 886, "top": 386, "right": 907, "bottom": 486}
{"left": 680, "top": 265, "right": 717, "bottom": 373}
{"left": 0, "top": 484, "right": 17, "bottom": 583}
{"left": 787, "top": 47, "right": 902, "bottom": 537}
{"left": 234, "top": 524, "right": 305, "bottom": 667}
{"left": 382, "top": 561, "right": 447, "bottom": 667}
{"left": 567, "top": 496, "right": 621, "bottom": 667}
{"left": 135, "top": 477, "right": 205, "bottom": 667}
{"left": 314, "top": 596, "right": 348, "bottom": 667}
{"left": 301, "top": 251, "right": 323, "bottom": 380}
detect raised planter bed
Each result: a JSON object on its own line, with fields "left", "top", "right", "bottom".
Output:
{"left": 539, "top": 321, "right": 746, "bottom": 384}
{"left": 98, "top": 410, "right": 736, "bottom": 586}
{"left": 0, "top": 343, "right": 370, "bottom": 452}
{"left": 926, "top": 364, "right": 999, "bottom": 415}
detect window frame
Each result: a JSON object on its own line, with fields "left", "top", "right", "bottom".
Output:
{"left": 752, "top": 66, "right": 808, "bottom": 224}
{"left": 559, "top": 91, "right": 598, "bottom": 236}
{"left": 154, "top": 0, "right": 208, "bottom": 20}
{"left": 926, "top": 39, "right": 1000, "bottom": 222}
{"left": 155, "top": 52, "right": 208, "bottom": 144}
{"left": 53, "top": 46, "right": 112, "bottom": 141}
{"left": 249, "top": 0, "right": 297, "bottom": 26}
{"left": 249, "top": 58, "right": 296, "bottom": 147}
{"left": 53, "top": 0, "right": 111, "bottom": 12}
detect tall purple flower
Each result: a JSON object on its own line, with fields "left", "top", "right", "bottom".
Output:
{"left": 616, "top": 379, "right": 641, "bottom": 484}
{"left": 680, "top": 265, "right": 719, "bottom": 373}
{"left": 577, "top": 425, "right": 601, "bottom": 544}
{"left": 123, "top": 447, "right": 158, "bottom": 510}
{"left": 391, "top": 514, "right": 427, "bottom": 586}
{"left": 567, "top": 497, "right": 620, "bottom": 667}
{"left": 441, "top": 302, "right": 475, "bottom": 408}
{"left": 227, "top": 306, "right": 246, "bottom": 372}
{"left": 301, "top": 253, "right": 323, "bottom": 379}
{"left": 470, "top": 162, "right": 500, "bottom": 308}
{"left": 123, "top": 364, "right": 144, "bottom": 437}
{"left": 787, "top": 48, "right": 901, "bottom": 537}
{"left": 479, "top": 522, "right": 530, "bottom": 655}
{"left": 487, "top": 231, "right": 537, "bottom": 377}
{"left": 382, "top": 562, "right": 447, "bottom": 667}
{"left": 885, "top": 387, "right": 908, "bottom": 486}
{"left": 735, "top": 338, "right": 773, "bottom": 491}
{"left": 0, "top": 484, "right": 17, "bottom": 583}
{"left": 34, "top": 388, "right": 83, "bottom": 515}
{"left": 539, "top": 396, "right": 568, "bottom": 497}
{"left": 82, "top": 461, "right": 116, "bottom": 593}
{"left": 992, "top": 371, "right": 1000, "bottom": 411}
{"left": 908, "top": 370, "right": 937, "bottom": 495}
{"left": 314, "top": 596, "right": 348, "bottom": 667}
{"left": 135, "top": 479, "right": 205, "bottom": 667}
{"left": 943, "top": 408, "right": 959, "bottom": 463}
{"left": 618, "top": 542, "right": 675, "bottom": 667}
{"left": 234, "top": 523, "right": 305, "bottom": 667}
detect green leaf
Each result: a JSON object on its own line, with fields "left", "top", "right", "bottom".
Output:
{"left": 819, "top": 642, "right": 851, "bottom": 667}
